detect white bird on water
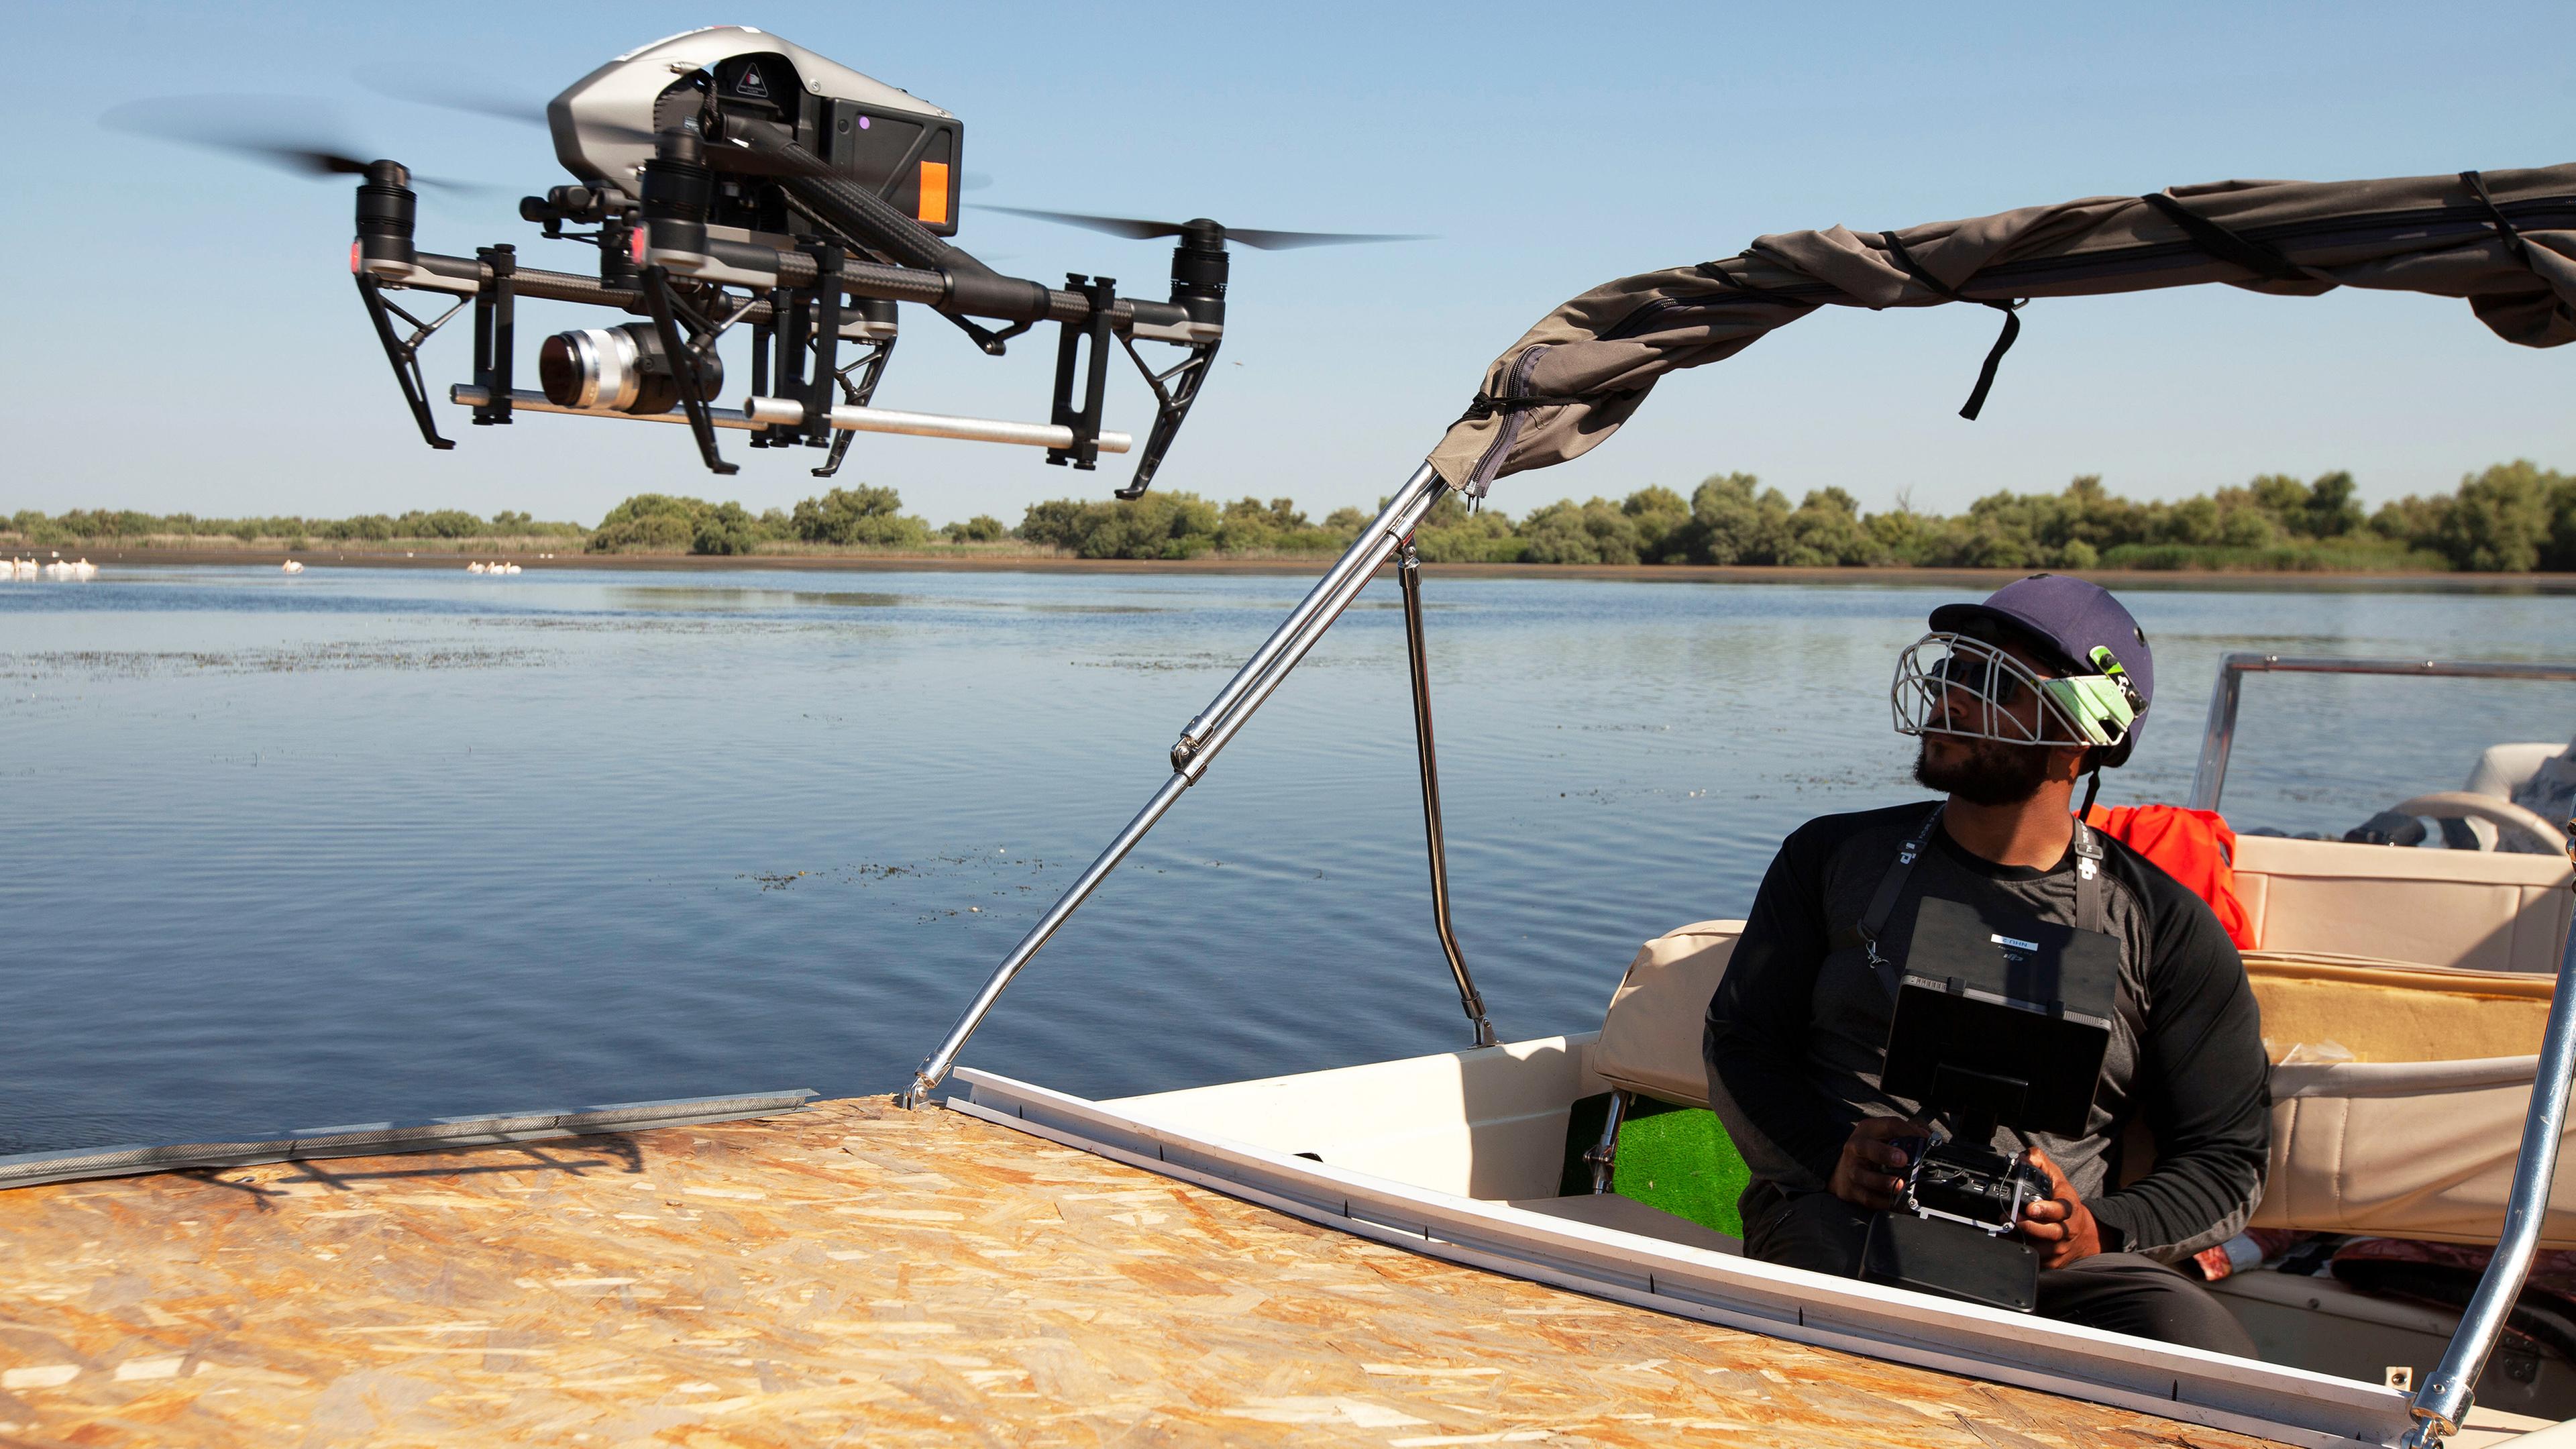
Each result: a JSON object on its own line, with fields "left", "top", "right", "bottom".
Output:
{"left": 72, "top": 559, "right": 97, "bottom": 579}
{"left": 468, "top": 561, "right": 489, "bottom": 574}
{"left": 280, "top": 560, "right": 305, "bottom": 574}
{"left": 8, "top": 558, "right": 32, "bottom": 580}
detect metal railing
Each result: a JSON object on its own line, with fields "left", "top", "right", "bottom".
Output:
{"left": 2186, "top": 654, "right": 2576, "bottom": 812}
{"left": 2407, "top": 821, "right": 2576, "bottom": 1445}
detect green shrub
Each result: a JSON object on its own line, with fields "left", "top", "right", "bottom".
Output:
{"left": 943, "top": 514, "right": 1007, "bottom": 543}
{"left": 791, "top": 485, "right": 928, "bottom": 548}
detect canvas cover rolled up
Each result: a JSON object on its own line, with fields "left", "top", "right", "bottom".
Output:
{"left": 1428, "top": 166, "right": 2576, "bottom": 496}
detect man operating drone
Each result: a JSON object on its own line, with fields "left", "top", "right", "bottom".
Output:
{"left": 1703, "top": 574, "right": 2269, "bottom": 1354}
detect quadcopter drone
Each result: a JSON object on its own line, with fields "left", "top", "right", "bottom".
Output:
{"left": 188, "top": 27, "right": 1413, "bottom": 493}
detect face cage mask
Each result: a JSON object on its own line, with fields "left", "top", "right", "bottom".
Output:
{"left": 1891, "top": 633, "right": 2141, "bottom": 749}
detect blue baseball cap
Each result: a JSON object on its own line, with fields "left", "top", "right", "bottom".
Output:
{"left": 1929, "top": 574, "right": 2154, "bottom": 761}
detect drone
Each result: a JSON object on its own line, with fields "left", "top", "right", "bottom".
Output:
{"left": 128, "top": 28, "right": 1417, "bottom": 494}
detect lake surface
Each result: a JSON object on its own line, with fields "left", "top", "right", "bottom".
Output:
{"left": 2, "top": 565, "right": 2570, "bottom": 1155}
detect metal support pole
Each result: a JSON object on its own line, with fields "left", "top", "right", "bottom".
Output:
{"left": 899, "top": 464, "right": 1452, "bottom": 1108}
{"left": 2404, "top": 816, "right": 2576, "bottom": 1446}
{"left": 1173, "top": 464, "right": 1444, "bottom": 769}
{"left": 1587, "top": 1089, "right": 1631, "bottom": 1193}
{"left": 2186, "top": 654, "right": 2249, "bottom": 812}
{"left": 1398, "top": 543, "right": 1497, "bottom": 1048}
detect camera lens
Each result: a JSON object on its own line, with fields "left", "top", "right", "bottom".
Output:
{"left": 538, "top": 327, "right": 633, "bottom": 411}
{"left": 537, "top": 325, "right": 720, "bottom": 416}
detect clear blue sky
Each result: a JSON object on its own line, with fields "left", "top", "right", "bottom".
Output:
{"left": 5, "top": 1, "right": 2570, "bottom": 527}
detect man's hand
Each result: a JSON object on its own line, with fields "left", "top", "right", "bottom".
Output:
{"left": 2016, "top": 1146, "right": 2103, "bottom": 1269}
{"left": 1831, "top": 1116, "right": 1933, "bottom": 1212}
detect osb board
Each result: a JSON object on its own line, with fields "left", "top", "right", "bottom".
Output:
{"left": 0, "top": 1097, "right": 2275, "bottom": 1448}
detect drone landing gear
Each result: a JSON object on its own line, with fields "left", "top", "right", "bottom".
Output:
{"left": 748, "top": 245, "right": 902, "bottom": 479}
{"left": 1040, "top": 273, "right": 1216, "bottom": 496}
{"left": 470, "top": 245, "right": 517, "bottom": 427}
{"left": 1047, "top": 276, "right": 1116, "bottom": 473}
{"left": 638, "top": 265, "right": 741, "bottom": 476}
{"left": 1118, "top": 335, "right": 1219, "bottom": 500}
{"left": 810, "top": 334, "right": 895, "bottom": 479}
{"left": 355, "top": 275, "right": 460, "bottom": 451}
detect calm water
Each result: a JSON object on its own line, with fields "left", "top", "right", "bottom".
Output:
{"left": 2, "top": 566, "right": 2569, "bottom": 1155}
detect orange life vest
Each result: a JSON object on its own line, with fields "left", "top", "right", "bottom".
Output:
{"left": 2082, "top": 803, "right": 2259, "bottom": 951}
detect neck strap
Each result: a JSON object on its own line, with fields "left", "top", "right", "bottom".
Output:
{"left": 1847, "top": 806, "right": 2111, "bottom": 998}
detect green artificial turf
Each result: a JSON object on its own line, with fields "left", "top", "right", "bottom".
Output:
{"left": 1558, "top": 1092, "right": 1751, "bottom": 1240}
{"left": 1611, "top": 1100, "right": 1751, "bottom": 1240}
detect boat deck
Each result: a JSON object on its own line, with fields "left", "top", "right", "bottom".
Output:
{"left": 0, "top": 1096, "right": 2277, "bottom": 1446}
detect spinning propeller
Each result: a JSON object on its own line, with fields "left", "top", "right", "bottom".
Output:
{"left": 980, "top": 206, "right": 1428, "bottom": 252}
{"left": 98, "top": 97, "right": 499, "bottom": 193}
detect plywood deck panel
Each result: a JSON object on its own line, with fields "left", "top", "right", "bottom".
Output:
{"left": 0, "top": 1097, "right": 2277, "bottom": 1447}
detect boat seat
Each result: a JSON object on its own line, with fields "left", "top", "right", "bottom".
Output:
{"left": 2462, "top": 740, "right": 2576, "bottom": 852}
{"left": 2247, "top": 953, "right": 2555, "bottom": 1065}
{"left": 1591, "top": 919, "right": 1742, "bottom": 1110}
{"left": 2232, "top": 833, "right": 2570, "bottom": 975}
{"left": 1509, "top": 1192, "right": 1743, "bottom": 1255}
{"left": 2239, "top": 953, "right": 2576, "bottom": 1245}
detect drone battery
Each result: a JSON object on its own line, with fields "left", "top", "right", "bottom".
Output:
{"left": 1861, "top": 1211, "right": 2040, "bottom": 1313}
{"left": 821, "top": 99, "right": 963, "bottom": 235}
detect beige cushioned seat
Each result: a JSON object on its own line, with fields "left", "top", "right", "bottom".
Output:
{"left": 1592, "top": 920, "right": 1741, "bottom": 1110}
{"left": 2241, "top": 953, "right": 2576, "bottom": 1245}
{"left": 2232, "top": 834, "right": 2571, "bottom": 973}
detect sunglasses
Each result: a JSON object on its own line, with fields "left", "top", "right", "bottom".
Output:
{"left": 1930, "top": 651, "right": 2031, "bottom": 706}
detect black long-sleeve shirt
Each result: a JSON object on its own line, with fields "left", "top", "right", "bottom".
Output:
{"left": 1702, "top": 801, "right": 2269, "bottom": 1260}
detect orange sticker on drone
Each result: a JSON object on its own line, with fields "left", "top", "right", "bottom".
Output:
{"left": 917, "top": 162, "right": 951, "bottom": 225}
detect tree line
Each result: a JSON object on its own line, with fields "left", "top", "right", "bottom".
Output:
{"left": 1004, "top": 461, "right": 2576, "bottom": 572}
{"left": 7, "top": 461, "right": 2571, "bottom": 571}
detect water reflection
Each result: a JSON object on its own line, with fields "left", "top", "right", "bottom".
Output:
{"left": 0, "top": 564, "right": 2568, "bottom": 1156}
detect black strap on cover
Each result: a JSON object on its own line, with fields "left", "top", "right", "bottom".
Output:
{"left": 1841, "top": 805, "right": 2111, "bottom": 999}
{"left": 2460, "top": 169, "right": 2539, "bottom": 271}
{"left": 1456, "top": 388, "right": 1638, "bottom": 422}
{"left": 1693, "top": 257, "right": 1823, "bottom": 308}
{"left": 1878, "top": 231, "right": 2023, "bottom": 421}
{"left": 2138, "top": 191, "right": 2318, "bottom": 286}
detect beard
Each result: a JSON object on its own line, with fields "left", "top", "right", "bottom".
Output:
{"left": 1914, "top": 735, "right": 2052, "bottom": 807}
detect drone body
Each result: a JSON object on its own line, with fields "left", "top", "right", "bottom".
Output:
{"left": 549, "top": 29, "right": 963, "bottom": 250}
{"left": 326, "top": 26, "right": 1408, "bottom": 491}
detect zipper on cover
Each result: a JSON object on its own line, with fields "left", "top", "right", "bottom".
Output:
{"left": 1464, "top": 345, "right": 1549, "bottom": 498}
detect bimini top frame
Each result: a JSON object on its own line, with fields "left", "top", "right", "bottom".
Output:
{"left": 901, "top": 461, "right": 1491, "bottom": 1107}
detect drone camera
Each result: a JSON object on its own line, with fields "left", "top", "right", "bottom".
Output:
{"left": 537, "top": 323, "right": 716, "bottom": 416}
{"left": 519, "top": 185, "right": 623, "bottom": 231}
